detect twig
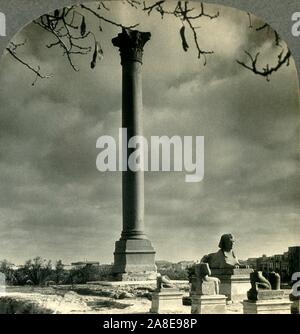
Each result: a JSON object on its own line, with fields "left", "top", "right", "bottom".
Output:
{"left": 143, "top": 1, "right": 218, "bottom": 64}
{"left": 247, "top": 12, "right": 253, "bottom": 28}
{"left": 236, "top": 49, "right": 291, "bottom": 81}
{"left": 80, "top": 4, "right": 139, "bottom": 29}
{"left": 6, "top": 45, "right": 52, "bottom": 85}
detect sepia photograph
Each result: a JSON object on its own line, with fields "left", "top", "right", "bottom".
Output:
{"left": 0, "top": 0, "right": 299, "bottom": 315}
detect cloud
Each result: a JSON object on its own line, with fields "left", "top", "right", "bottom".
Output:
{"left": 0, "top": 1, "right": 299, "bottom": 264}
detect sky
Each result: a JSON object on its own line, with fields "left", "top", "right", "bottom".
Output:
{"left": 0, "top": 1, "right": 299, "bottom": 265}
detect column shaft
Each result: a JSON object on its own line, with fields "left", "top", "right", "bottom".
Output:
{"left": 122, "top": 61, "right": 145, "bottom": 239}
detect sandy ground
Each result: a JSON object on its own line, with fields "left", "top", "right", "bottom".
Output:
{"left": 0, "top": 286, "right": 244, "bottom": 314}
{"left": 0, "top": 291, "right": 152, "bottom": 314}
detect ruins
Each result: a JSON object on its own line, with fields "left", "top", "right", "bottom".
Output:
{"left": 201, "top": 234, "right": 253, "bottom": 302}
{"left": 110, "top": 29, "right": 157, "bottom": 281}
{"left": 190, "top": 263, "right": 227, "bottom": 314}
{"left": 243, "top": 271, "right": 292, "bottom": 314}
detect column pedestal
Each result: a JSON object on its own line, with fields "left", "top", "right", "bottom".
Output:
{"left": 112, "top": 239, "right": 156, "bottom": 281}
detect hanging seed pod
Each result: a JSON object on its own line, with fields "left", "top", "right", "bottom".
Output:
{"left": 180, "top": 26, "right": 189, "bottom": 52}
{"left": 90, "top": 41, "right": 103, "bottom": 69}
{"left": 91, "top": 41, "right": 98, "bottom": 69}
{"left": 91, "top": 60, "right": 96, "bottom": 69}
{"left": 80, "top": 17, "right": 86, "bottom": 37}
{"left": 97, "top": 42, "right": 104, "bottom": 61}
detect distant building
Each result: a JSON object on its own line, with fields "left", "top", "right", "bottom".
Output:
{"left": 174, "top": 261, "right": 194, "bottom": 271}
{"left": 0, "top": 261, "right": 22, "bottom": 271}
{"left": 246, "top": 258, "right": 258, "bottom": 270}
{"left": 288, "top": 247, "right": 300, "bottom": 274}
{"left": 62, "top": 264, "right": 72, "bottom": 271}
{"left": 155, "top": 261, "right": 173, "bottom": 271}
{"left": 247, "top": 247, "right": 299, "bottom": 282}
{"left": 71, "top": 261, "right": 100, "bottom": 269}
{"left": 11, "top": 264, "right": 23, "bottom": 270}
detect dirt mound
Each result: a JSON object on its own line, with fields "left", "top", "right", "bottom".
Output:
{"left": 0, "top": 291, "right": 88, "bottom": 314}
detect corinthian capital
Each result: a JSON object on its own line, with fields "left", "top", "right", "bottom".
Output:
{"left": 112, "top": 28, "right": 151, "bottom": 64}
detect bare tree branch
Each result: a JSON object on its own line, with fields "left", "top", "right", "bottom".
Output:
{"left": 7, "top": 1, "right": 218, "bottom": 81}
{"left": 143, "top": 1, "right": 219, "bottom": 65}
{"left": 6, "top": 41, "right": 52, "bottom": 85}
{"left": 237, "top": 13, "right": 291, "bottom": 80}
{"left": 98, "top": 1, "right": 110, "bottom": 11}
{"left": 255, "top": 22, "right": 281, "bottom": 46}
{"left": 29, "top": 4, "right": 139, "bottom": 73}
{"left": 236, "top": 49, "right": 291, "bottom": 81}
{"left": 143, "top": 1, "right": 167, "bottom": 16}
{"left": 6, "top": 2, "right": 139, "bottom": 82}
{"left": 33, "top": 7, "right": 94, "bottom": 72}
{"left": 124, "top": 0, "right": 142, "bottom": 9}
{"left": 247, "top": 12, "right": 253, "bottom": 29}
{"left": 80, "top": 4, "right": 139, "bottom": 29}
{"left": 7, "top": 1, "right": 290, "bottom": 84}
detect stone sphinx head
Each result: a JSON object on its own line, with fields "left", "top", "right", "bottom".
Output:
{"left": 218, "top": 234, "right": 235, "bottom": 252}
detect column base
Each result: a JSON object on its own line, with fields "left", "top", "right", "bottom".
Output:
{"left": 111, "top": 238, "right": 157, "bottom": 281}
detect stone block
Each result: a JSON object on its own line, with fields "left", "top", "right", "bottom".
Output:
{"left": 211, "top": 269, "right": 252, "bottom": 302}
{"left": 290, "top": 295, "right": 300, "bottom": 314}
{"left": 243, "top": 299, "right": 292, "bottom": 314}
{"left": 248, "top": 289, "right": 285, "bottom": 301}
{"left": 150, "top": 289, "right": 184, "bottom": 314}
{"left": 211, "top": 268, "right": 253, "bottom": 276}
{"left": 191, "top": 295, "right": 227, "bottom": 314}
{"left": 112, "top": 239, "right": 156, "bottom": 280}
{"left": 191, "top": 279, "right": 217, "bottom": 296}
{"left": 182, "top": 296, "right": 191, "bottom": 306}
{"left": 200, "top": 281, "right": 216, "bottom": 295}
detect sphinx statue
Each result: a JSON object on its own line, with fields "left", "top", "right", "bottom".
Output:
{"left": 151, "top": 274, "right": 183, "bottom": 313}
{"left": 267, "top": 271, "right": 281, "bottom": 290}
{"left": 201, "top": 234, "right": 248, "bottom": 269}
{"left": 156, "top": 273, "right": 175, "bottom": 292}
{"left": 194, "top": 263, "right": 220, "bottom": 295}
{"left": 190, "top": 263, "right": 227, "bottom": 314}
{"left": 250, "top": 270, "right": 272, "bottom": 290}
{"left": 247, "top": 270, "right": 282, "bottom": 301}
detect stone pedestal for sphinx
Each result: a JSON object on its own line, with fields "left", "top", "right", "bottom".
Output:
{"left": 290, "top": 294, "right": 300, "bottom": 314}
{"left": 201, "top": 234, "right": 253, "bottom": 303}
{"left": 243, "top": 290, "right": 292, "bottom": 314}
{"left": 150, "top": 288, "right": 184, "bottom": 314}
{"left": 150, "top": 275, "right": 184, "bottom": 313}
{"left": 190, "top": 263, "right": 227, "bottom": 314}
{"left": 0, "top": 273, "right": 5, "bottom": 295}
{"left": 211, "top": 268, "right": 253, "bottom": 303}
{"left": 243, "top": 271, "right": 291, "bottom": 314}
{"left": 191, "top": 294, "right": 227, "bottom": 314}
